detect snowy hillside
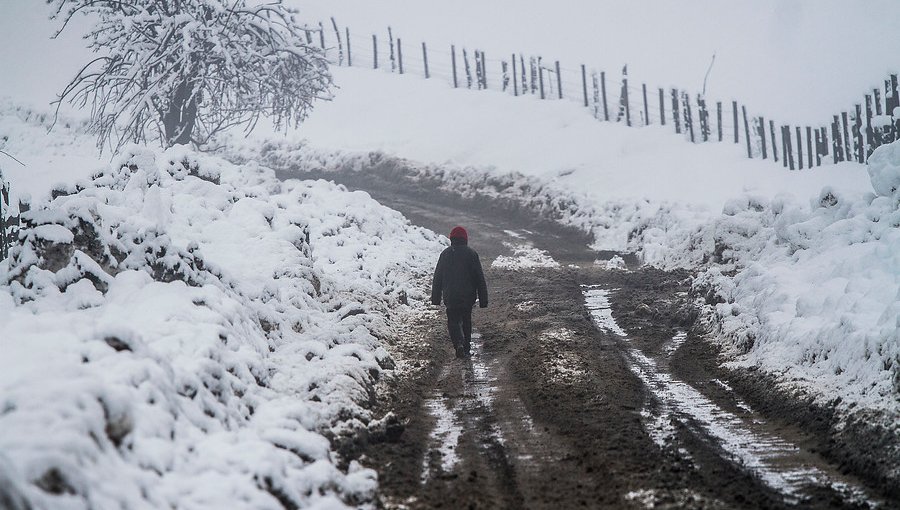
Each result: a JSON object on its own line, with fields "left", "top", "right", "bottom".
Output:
{"left": 0, "top": 111, "right": 443, "bottom": 509}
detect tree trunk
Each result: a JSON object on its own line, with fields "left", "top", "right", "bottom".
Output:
{"left": 162, "top": 81, "right": 197, "bottom": 146}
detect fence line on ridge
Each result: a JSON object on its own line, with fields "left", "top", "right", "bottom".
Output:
{"left": 311, "top": 18, "right": 900, "bottom": 170}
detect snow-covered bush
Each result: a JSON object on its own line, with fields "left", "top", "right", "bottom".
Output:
{"left": 0, "top": 146, "right": 442, "bottom": 508}
{"left": 49, "top": 0, "right": 331, "bottom": 149}
{"left": 867, "top": 139, "right": 900, "bottom": 198}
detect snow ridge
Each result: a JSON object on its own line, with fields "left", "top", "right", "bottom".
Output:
{"left": 0, "top": 145, "right": 443, "bottom": 509}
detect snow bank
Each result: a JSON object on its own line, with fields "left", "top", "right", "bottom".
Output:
{"left": 0, "top": 139, "right": 443, "bottom": 508}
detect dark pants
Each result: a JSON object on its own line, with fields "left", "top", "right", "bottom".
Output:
{"left": 446, "top": 305, "right": 473, "bottom": 355}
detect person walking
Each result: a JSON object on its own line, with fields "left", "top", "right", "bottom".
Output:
{"left": 431, "top": 226, "right": 488, "bottom": 358}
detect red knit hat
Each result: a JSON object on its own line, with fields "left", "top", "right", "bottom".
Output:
{"left": 449, "top": 226, "right": 468, "bottom": 241}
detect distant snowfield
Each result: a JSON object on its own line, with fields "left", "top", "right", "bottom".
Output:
{"left": 288, "top": 0, "right": 900, "bottom": 125}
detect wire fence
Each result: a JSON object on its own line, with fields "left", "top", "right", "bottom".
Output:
{"left": 312, "top": 17, "right": 900, "bottom": 171}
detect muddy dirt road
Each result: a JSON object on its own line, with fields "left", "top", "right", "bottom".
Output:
{"left": 277, "top": 167, "right": 891, "bottom": 509}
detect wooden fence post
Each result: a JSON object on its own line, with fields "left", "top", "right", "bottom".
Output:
{"left": 463, "top": 48, "right": 472, "bottom": 88}
{"left": 601, "top": 72, "right": 609, "bottom": 120}
{"left": 474, "top": 51, "right": 482, "bottom": 89}
{"left": 659, "top": 88, "right": 666, "bottom": 126}
{"left": 732, "top": 101, "right": 739, "bottom": 143}
{"left": 781, "top": 126, "right": 788, "bottom": 168}
{"left": 758, "top": 117, "right": 768, "bottom": 159}
{"left": 889, "top": 74, "right": 899, "bottom": 141}
{"left": 319, "top": 21, "right": 325, "bottom": 50}
{"left": 865, "top": 94, "right": 874, "bottom": 158}
{"left": 512, "top": 56, "right": 518, "bottom": 96}
{"left": 786, "top": 126, "right": 796, "bottom": 170}
{"left": 840, "top": 112, "right": 851, "bottom": 161}
{"left": 796, "top": 126, "right": 803, "bottom": 169}
{"left": 619, "top": 66, "right": 630, "bottom": 126}
{"left": 672, "top": 89, "right": 682, "bottom": 134}
{"left": 683, "top": 93, "right": 694, "bottom": 142}
{"left": 331, "top": 18, "right": 343, "bottom": 65}
{"left": 642, "top": 84, "right": 650, "bottom": 125}
{"left": 593, "top": 72, "right": 601, "bottom": 119}
{"left": 874, "top": 88, "right": 884, "bottom": 149}
{"left": 853, "top": 105, "right": 864, "bottom": 163}
{"left": 397, "top": 37, "right": 403, "bottom": 74}
{"left": 451, "top": 45, "right": 458, "bottom": 88}
{"left": 422, "top": 42, "right": 429, "bottom": 78}
{"left": 481, "top": 51, "right": 488, "bottom": 89}
{"left": 555, "top": 61, "right": 563, "bottom": 99}
{"left": 373, "top": 35, "right": 378, "bottom": 69}
{"left": 388, "top": 27, "right": 395, "bottom": 72}
{"left": 806, "top": 126, "right": 813, "bottom": 168}
{"left": 502, "top": 61, "right": 509, "bottom": 91}
{"left": 742, "top": 105, "right": 752, "bottom": 158}
{"left": 304, "top": 29, "right": 312, "bottom": 45}
{"left": 770, "top": 120, "right": 778, "bottom": 162}
{"left": 716, "top": 101, "right": 723, "bottom": 141}
{"left": 539, "top": 63, "right": 545, "bottom": 99}
{"left": 346, "top": 27, "right": 352, "bottom": 66}
{"left": 530, "top": 57, "right": 537, "bottom": 94}
{"left": 697, "top": 95, "right": 709, "bottom": 141}
{"left": 581, "top": 65, "right": 589, "bottom": 107}
{"left": 832, "top": 116, "right": 843, "bottom": 162}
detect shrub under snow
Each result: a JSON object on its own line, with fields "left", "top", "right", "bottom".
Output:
{"left": 0, "top": 146, "right": 442, "bottom": 509}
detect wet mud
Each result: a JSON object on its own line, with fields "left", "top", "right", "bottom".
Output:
{"left": 275, "top": 165, "right": 896, "bottom": 509}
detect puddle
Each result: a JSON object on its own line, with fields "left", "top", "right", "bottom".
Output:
{"left": 582, "top": 286, "right": 877, "bottom": 507}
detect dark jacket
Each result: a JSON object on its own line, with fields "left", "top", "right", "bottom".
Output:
{"left": 431, "top": 239, "right": 488, "bottom": 308}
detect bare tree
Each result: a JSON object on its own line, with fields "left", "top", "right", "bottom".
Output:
{"left": 49, "top": 0, "right": 332, "bottom": 150}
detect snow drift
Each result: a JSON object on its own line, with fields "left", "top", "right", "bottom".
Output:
{"left": 0, "top": 143, "right": 443, "bottom": 509}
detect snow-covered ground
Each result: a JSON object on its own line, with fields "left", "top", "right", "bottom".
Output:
{"left": 1, "top": 1, "right": 898, "bottom": 506}
{"left": 0, "top": 109, "right": 444, "bottom": 509}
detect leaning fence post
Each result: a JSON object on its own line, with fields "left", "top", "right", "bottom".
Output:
{"left": 520, "top": 55, "right": 527, "bottom": 94}
{"left": 397, "top": 37, "right": 403, "bottom": 74}
{"left": 330, "top": 18, "right": 343, "bottom": 65}
{"left": 758, "top": 117, "right": 768, "bottom": 159}
{"left": 732, "top": 101, "right": 739, "bottom": 143}
{"left": 716, "top": 101, "right": 723, "bottom": 141}
{"left": 742, "top": 105, "right": 752, "bottom": 157}
{"left": 388, "top": 27, "right": 396, "bottom": 72}
{"left": 451, "top": 45, "right": 458, "bottom": 88}
{"left": 422, "top": 42, "right": 429, "bottom": 78}
{"left": 581, "top": 65, "right": 589, "bottom": 107}
{"left": 318, "top": 21, "right": 325, "bottom": 50}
